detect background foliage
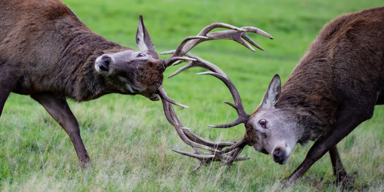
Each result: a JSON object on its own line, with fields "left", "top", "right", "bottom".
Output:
{"left": 1, "top": 0, "right": 384, "bottom": 191}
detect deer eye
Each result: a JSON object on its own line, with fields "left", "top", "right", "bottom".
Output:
{"left": 137, "top": 53, "right": 146, "bottom": 57}
{"left": 259, "top": 119, "right": 267, "bottom": 128}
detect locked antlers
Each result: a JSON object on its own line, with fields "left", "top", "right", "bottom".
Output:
{"left": 159, "top": 23, "right": 273, "bottom": 171}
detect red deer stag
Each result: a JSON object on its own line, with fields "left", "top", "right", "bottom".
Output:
{"left": 172, "top": 6, "right": 384, "bottom": 188}
{"left": 0, "top": 0, "right": 272, "bottom": 167}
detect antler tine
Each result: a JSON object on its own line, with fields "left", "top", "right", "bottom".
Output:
{"left": 158, "top": 85, "right": 189, "bottom": 108}
{"left": 197, "top": 23, "right": 246, "bottom": 36}
{"left": 158, "top": 86, "right": 238, "bottom": 151}
{"left": 172, "top": 143, "right": 249, "bottom": 173}
{"left": 196, "top": 71, "right": 250, "bottom": 128}
{"left": 217, "top": 139, "right": 247, "bottom": 154}
{"left": 164, "top": 52, "right": 227, "bottom": 78}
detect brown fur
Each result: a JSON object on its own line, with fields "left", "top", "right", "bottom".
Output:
{"left": 277, "top": 6, "right": 384, "bottom": 142}
{"left": 0, "top": 0, "right": 165, "bottom": 165}
{"left": 246, "top": 6, "right": 384, "bottom": 187}
{"left": 0, "top": 0, "right": 163, "bottom": 102}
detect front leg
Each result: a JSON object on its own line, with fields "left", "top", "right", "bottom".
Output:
{"left": 31, "top": 92, "right": 90, "bottom": 167}
{"left": 282, "top": 107, "right": 372, "bottom": 188}
{"left": 329, "top": 146, "right": 354, "bottom": 187}
{"left": 0, "top": 67, "right": 18, "bottom": 116}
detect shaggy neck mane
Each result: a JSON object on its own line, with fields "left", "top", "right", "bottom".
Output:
{"left": 54, "top": 19, "right": 131, "bottom": 102}
{"left": 275, "top": 44, "right": 338, "bottom": 143}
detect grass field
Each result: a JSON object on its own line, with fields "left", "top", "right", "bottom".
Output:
{"left": 1, "top": 0, "right": 384, "bottom": 191}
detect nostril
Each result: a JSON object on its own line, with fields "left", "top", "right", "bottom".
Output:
{"left": 273, "top": 148, "right": 285, "bottom": 164}
{"left": 98, "top": 56, "right": 111, "bottom": 72}
{"left": 101, "top": 56, "right": 111, "bottom": 64}
{"left": 99, "top": 64, "right": 108, "bottom": 71}
{"left": 273, "top": 149, "right": 282, "bottom": 157}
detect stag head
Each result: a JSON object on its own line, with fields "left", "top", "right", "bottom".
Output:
{"left": 245, "top": 75, "right": 302, "bottom": 164}
{"left": 94, "top": 16, "right": 256, "bottom": 104}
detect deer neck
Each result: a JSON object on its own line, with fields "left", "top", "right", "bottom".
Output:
{"left": 275, "top": 58, "right": 338, "bottom": 143}
{"left": 58, "top": 31, "right": 130, "bottom": 102}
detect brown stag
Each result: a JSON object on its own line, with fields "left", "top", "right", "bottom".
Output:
{"left": 0, "top": 0, "right": 272, "bottom": 167}
{"left": 172, "top": 6, "right": 384, "bottom": 188}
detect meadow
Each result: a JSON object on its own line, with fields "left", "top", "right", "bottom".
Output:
{"left": 1, "top": 0, "right": 384, "bottom": 191}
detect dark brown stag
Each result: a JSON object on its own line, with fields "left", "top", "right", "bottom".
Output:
{"left": 0, "top": 0, "right": 272, "bottom": 166}
{"left": 175, "top": 6, "right": 384, "bottom": 188}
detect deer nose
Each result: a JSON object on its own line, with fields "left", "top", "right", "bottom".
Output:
{"left": 98, "top": 56, "right": 111, "bottom": 71}
{"left": 273, "top": 148, "right": 286, "bottom": 164}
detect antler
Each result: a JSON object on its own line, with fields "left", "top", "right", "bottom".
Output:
{"left": 158, "top": 86, "right": 234, "bottom": 150}
{"left": 159, "top": 23, "right": 273, "bottom": 171}
{"left": 163, "top": 23, "right": 273, "bottom": 68}
{"left": 158, "top": 88, "right": 249, "bottom": 171}
{"left": 163, "top": 52, "right": 251, "bottom": 128}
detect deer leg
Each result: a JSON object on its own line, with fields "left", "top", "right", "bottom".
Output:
{"left": 31, "top": 92, "right": 90, "bottom": 167}
{"left": 0, "top": 69, "right": 18, "bottom": 116}
{"left": 281, "top": 107, "right": 372, "bottom": 188}
{"left": 0, "top": 84, "right": 12, "bottom": 116}
{"left": 329, "top": 146, "right": 354, "bottom": 187}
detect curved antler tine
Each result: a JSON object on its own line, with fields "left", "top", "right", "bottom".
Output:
{"left": 168, "top": 52, "right": 227, "bottom": 78}
{"left": 232, "top": 36, "right": 256, "bottom": 52}
{"left": 172, "top": 149, "right": 248, "bottom": 163}
{"left": 168, "top": 61, "right": 193, "bottom": 78}
{"left": 197, "top": 23, "right": 246, "bottom": 36}
{"left": 223, "top": 101, "right": 237, "bottom": 110}
{"left": 162, "top": 100, "right": 220, "bottom": 152}
{"left": 195, "top": 71, "right": 250, "bottom": 128}
{"left": 163, "top": 36, "right": 207, "bottom": 67}
{"left": 203, "top": 30, "right": 261, "bottom": 52}
{"left": 173, "top": 146, "right": 249, "bottom": 172}
{"left": 241, "top": 33, "right": 264, "bottom": 51}
{"left": 160, "top": 50, "right": 176, "bottom": 55}
{"left": 197, "top": 72, "right": 248, "bottom": 115}
{"left": 165, "top": 56, "right": 197, "bottom": 67}
{"left": 208, "top": 118, "right": 247, "bottom": 128}
{"left": 241, "top": 26, "right": 273, "bottom": 39}
{"left": 172, "top": 60, "right": 185, "bottom": 66}
{"left": 158, "top": 85, "right": 189, "bottom": 108}
{"left": 182, "top": 129, "right": 234, "bottom": 149}
{"left": 172, "top": 36, "right": 208, "bottom": 57}
{"left": 217, "top": 139, "right": 247, "bottom": 154}
{"left": 172, "top": 149, "right": 215, "bottom": 159}
{"left": 159, "top": 87, "right": 237, "bottom": 153}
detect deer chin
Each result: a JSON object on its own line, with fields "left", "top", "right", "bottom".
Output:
{"left": 148, "top": 93, "right": 159, "bottom": 101}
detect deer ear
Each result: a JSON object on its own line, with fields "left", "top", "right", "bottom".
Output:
{"left": 136, "top": 15, "right": 159, "bottom": 59}
{"left": 259, "top": 74, "right": 281, "bottom": 109}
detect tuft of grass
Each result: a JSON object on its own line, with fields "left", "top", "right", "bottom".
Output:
{"left": 1, "top": 0, "right": 384, "bottom": 191}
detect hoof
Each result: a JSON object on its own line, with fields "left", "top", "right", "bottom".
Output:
{"left": 336, "top": 173, "right": 355, "bottom": 190}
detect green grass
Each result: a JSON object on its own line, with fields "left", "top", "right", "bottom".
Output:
{"left": 1, "top": 0, "right": 384, "bottom": 191}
